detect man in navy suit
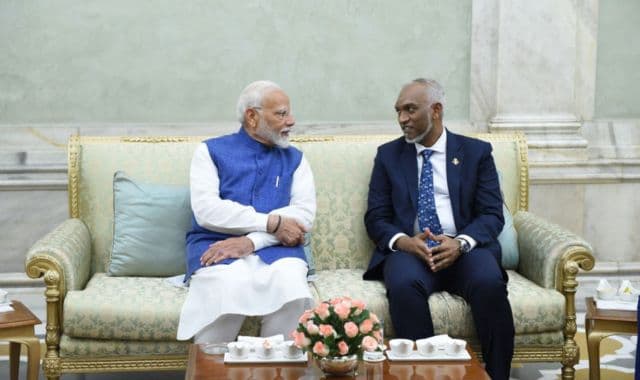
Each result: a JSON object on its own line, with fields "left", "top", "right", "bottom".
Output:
{"left": 364, "top": 78, "right": 514, "bottom": 379}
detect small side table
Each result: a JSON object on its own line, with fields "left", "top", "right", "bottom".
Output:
{"left": 585, "top": 296, "right": 637, "bottom": 380}
{"left": 0, "top": 300, "right": 42, "bottom": 380}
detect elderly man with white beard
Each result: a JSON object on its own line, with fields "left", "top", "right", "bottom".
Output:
{"left": 177, "top": 80, "right": 316, "bottom": 344}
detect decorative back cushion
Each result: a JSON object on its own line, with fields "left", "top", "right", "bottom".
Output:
{"left": 109, "top": 171, "right": 190, "bottom": 276}
{"left": 498, "top": 204, "right": 519, "bottom": 269}
{"left": 497, "top": 170, "right": 519, "bottom": 269}
{"left": 304, "top": 232, "right": 315, "bottom": 276}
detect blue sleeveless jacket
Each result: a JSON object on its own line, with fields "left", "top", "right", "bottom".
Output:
{"left": 185, "top": 128, "right": 305, "bottom": 280}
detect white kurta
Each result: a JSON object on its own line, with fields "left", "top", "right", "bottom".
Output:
{"left": 177, "top": 142, "right": 316, "bottom": 340}
{"left": 177, "top": 255, "right": 311, "bottom": 340}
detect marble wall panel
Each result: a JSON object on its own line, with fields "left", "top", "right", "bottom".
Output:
{"left": 529, "top": 183, "right": 585, "bottom": 237}
{"left": 0, "top": 190, "right": 68, "bottom": 272}
{"left": 584, "top": 183, "right": 640, "bottom": 262}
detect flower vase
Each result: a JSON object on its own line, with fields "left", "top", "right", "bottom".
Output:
{"left": 317, "top": 354, "right": 358, "bottom": 376}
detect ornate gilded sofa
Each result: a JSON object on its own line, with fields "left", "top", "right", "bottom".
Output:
{"left": 26, "top": 133, "right": 594, "bottom": 379}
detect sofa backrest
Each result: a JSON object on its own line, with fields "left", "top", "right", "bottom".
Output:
{"left": 68, "top": 133, "right": 528, "bottom": 274}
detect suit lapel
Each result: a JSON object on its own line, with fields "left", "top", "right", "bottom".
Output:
{"left": 401, "top": 142, "right": 418, "bottom": 213}
{"left": 446, "top": 130, "right": 464, "bottom": 229}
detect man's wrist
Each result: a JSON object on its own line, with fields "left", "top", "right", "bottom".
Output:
{"left": 267, "top": 214, "right": 281, "bottom": 234}
{"left": 454, "top": 237, "right": 471, "bottom": 254}
{"left": 389, "top": 233, "right": 408, "bottom": 251}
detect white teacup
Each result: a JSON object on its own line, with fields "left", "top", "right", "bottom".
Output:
{"left": 415, "top": 339, "right": 435, "bottom": 356}
{"left": 618, "top": 280, "right": 638, "bottom": 302}
{"left": 227, "top": 342, "right": 249, "bottom": 360}
{"left": 596, "top": 279, "right": 616, "bottom": 300}
{"left": 445, "top": 339, "right": 466, "bottom": 356}
{"left": 389, "top": 339, "right": 413, "bottom": 357}
{"left": 280, "top": 340, "right": 303, "bottom": 359}
{"left": 256, "top": 344, "right": 276, "bottom": 359}
{"left": 363, "top": 350, "right": 384, "bottom": 361}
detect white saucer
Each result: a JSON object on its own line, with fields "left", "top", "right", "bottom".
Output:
{"left": 385, "top": 349, "right": 471, "bottom": 361}
{"left": 223, "top": 352, "right": 308, "bottom": 364}
{"left": 363, "top": 356, "right": 386, "bottom": 363}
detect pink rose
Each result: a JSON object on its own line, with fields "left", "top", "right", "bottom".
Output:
{"left": 352, "top": 299, "right": 366, "bottom": 310}
{"left": 298, "top": 310, "right": 314, "bottom": 324}
{"left": 319, "top": 324, "right": 336, "bottom": 337}
{"left": 314, "top": 303, "right": 330, "bottom": 320}
{"left": 373, "top": 330, "right": 383, "bottom": 342}
{"left": 359, "top": 319, "right": 373, "bottom": 334}
{"left": 306, "top": 321, "right": 320, "bottom": 335}
{"left": 334, "top": 302, "right": 351, "bottom": 320}
{"left": 369, "top": 312, "right": 380, "bottom": 324}
{"left": 344, "top": 321, "right": 358, "bottom": 338}
{"left": 338, "top": 341, "right": 349, "bottom": 356}
{"left": 329, "top": 297, "right": 343, "bottom": 305}
{"left": 361, "top": 336, "right": 378, "bottom": 352}
{"left": 313, "top": 341, "right": 330, "bottom": 357}
{"left": 292, "top": 331, "right": 310, "bottom": 348}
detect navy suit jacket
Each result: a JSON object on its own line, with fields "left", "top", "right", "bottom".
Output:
{"left": 363, "top": 129, "right": 505, "bottom": 280}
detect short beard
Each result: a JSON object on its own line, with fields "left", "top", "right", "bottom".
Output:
{"left": 256, "top": 119, "right": 290, "bottom": 148}
{"left": 404, "top": 117, "right": 433, "bottom": 145}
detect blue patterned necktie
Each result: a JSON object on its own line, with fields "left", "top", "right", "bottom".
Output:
{"left": 418, "top": 149, "right": 443, "bottom": 247}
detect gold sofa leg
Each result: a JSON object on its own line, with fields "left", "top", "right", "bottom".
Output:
{"left": 560, "top": 254, "right": 594, "bottom": 380}
{"left": 40, "top": 268, "right": 63, "bottom": 380}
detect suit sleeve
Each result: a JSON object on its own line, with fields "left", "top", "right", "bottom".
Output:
{"left": 364, "top": 148, "right": 404, "bottom": 253}
{"left": 458, "top": 143, "right": 504, "bottom": 245}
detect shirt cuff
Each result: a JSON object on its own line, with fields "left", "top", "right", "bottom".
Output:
{"left": 389, "top": 233, "right": 409, "bottom": 251}
{"left": 455, "top": 234, "right": 477, "bottom": 251}
{"left": 255, "top": 214, "right": 269, "bottom": 232}
{"left": 246, "top": 233, "right": 266, "bottom": 252}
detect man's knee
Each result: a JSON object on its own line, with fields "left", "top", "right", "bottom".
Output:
{"left": 386, "top": 274, "right": 431, "bottom": 303}
{"left": 468, "top": 275, "right": 508, "bottom": 299}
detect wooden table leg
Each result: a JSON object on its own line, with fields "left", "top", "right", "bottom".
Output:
{"left": 10, "top": 336, "right": 41, "bottom": 380}
{"left": 24, "top": 336, "right": 41, "bottom": 380}
{"left": 9, "top": 341, "right": 20, "bottom": 380}
{"left": 587, "top": 330, "right": 611, "bottom": 380}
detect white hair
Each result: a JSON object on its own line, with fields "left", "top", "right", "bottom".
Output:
{"left": 236, "top": 80, "right": 282, "bottom": 124}
{"left": 411, "top": 78, "right": 446, "bottom": 109}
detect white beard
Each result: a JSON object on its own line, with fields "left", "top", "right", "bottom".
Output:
{"left": 256, "top": 119, "right": 290, "bottom": 148}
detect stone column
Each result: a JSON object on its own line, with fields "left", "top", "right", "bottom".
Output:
{"left": 471, "top": 0, "right": 598, "bottom": 161}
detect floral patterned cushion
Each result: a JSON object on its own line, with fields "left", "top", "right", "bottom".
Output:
{"left": 310, "top": 269, "right": 565, "bottom": 340}
{"left": 64, "top": 274, "right": 187, "bottom": 340}
{"left": 64, "top": 273, "right": 314, "bottom": 341}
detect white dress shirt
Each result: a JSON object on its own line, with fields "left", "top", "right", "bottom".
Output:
{"left": 389, "top": 131, "right": 477, "bottom": 251}
{"left": 189, "top": 142, "right": 316, "bottom": 251}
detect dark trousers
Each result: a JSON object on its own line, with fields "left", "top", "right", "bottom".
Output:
{"left": 383, "top": 249, "right": 515, "bottom": 380}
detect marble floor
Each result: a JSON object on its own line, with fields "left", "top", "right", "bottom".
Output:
{"left": 1, "top": 287, "right": 636, "bottom": 379}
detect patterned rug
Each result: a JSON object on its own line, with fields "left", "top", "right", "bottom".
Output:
{"left": 510, "top": 329, "right": 636, "bottom": 379}
{"left": 0, "top": 329, "right": 636, "bottom": 379}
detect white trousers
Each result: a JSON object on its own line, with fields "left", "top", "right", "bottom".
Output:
{"left": 193, "top": 298, "right": 307, "bottom": 344}
{"left": 177, "top": 255, "right": 311, "bottom": 341}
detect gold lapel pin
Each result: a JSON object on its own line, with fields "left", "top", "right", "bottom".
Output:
{"left": 452, "top": 158, "right": 460, "bottom": 165}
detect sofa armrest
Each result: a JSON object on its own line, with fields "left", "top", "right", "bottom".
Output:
{"left": 26, "top": 218, "right": 92, "bottom": 293}
{"left": 514, "top": 211, "right": 595, "bottom": 290}
{"left": 513, "top": 211, "right": 595, "bottom": 370}
{"left": 25, "top": 218, "right": 92, "bottom": 375}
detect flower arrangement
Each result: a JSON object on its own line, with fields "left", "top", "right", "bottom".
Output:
{"left": 291, "top": 296, "right": 384, "bottom": 359}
